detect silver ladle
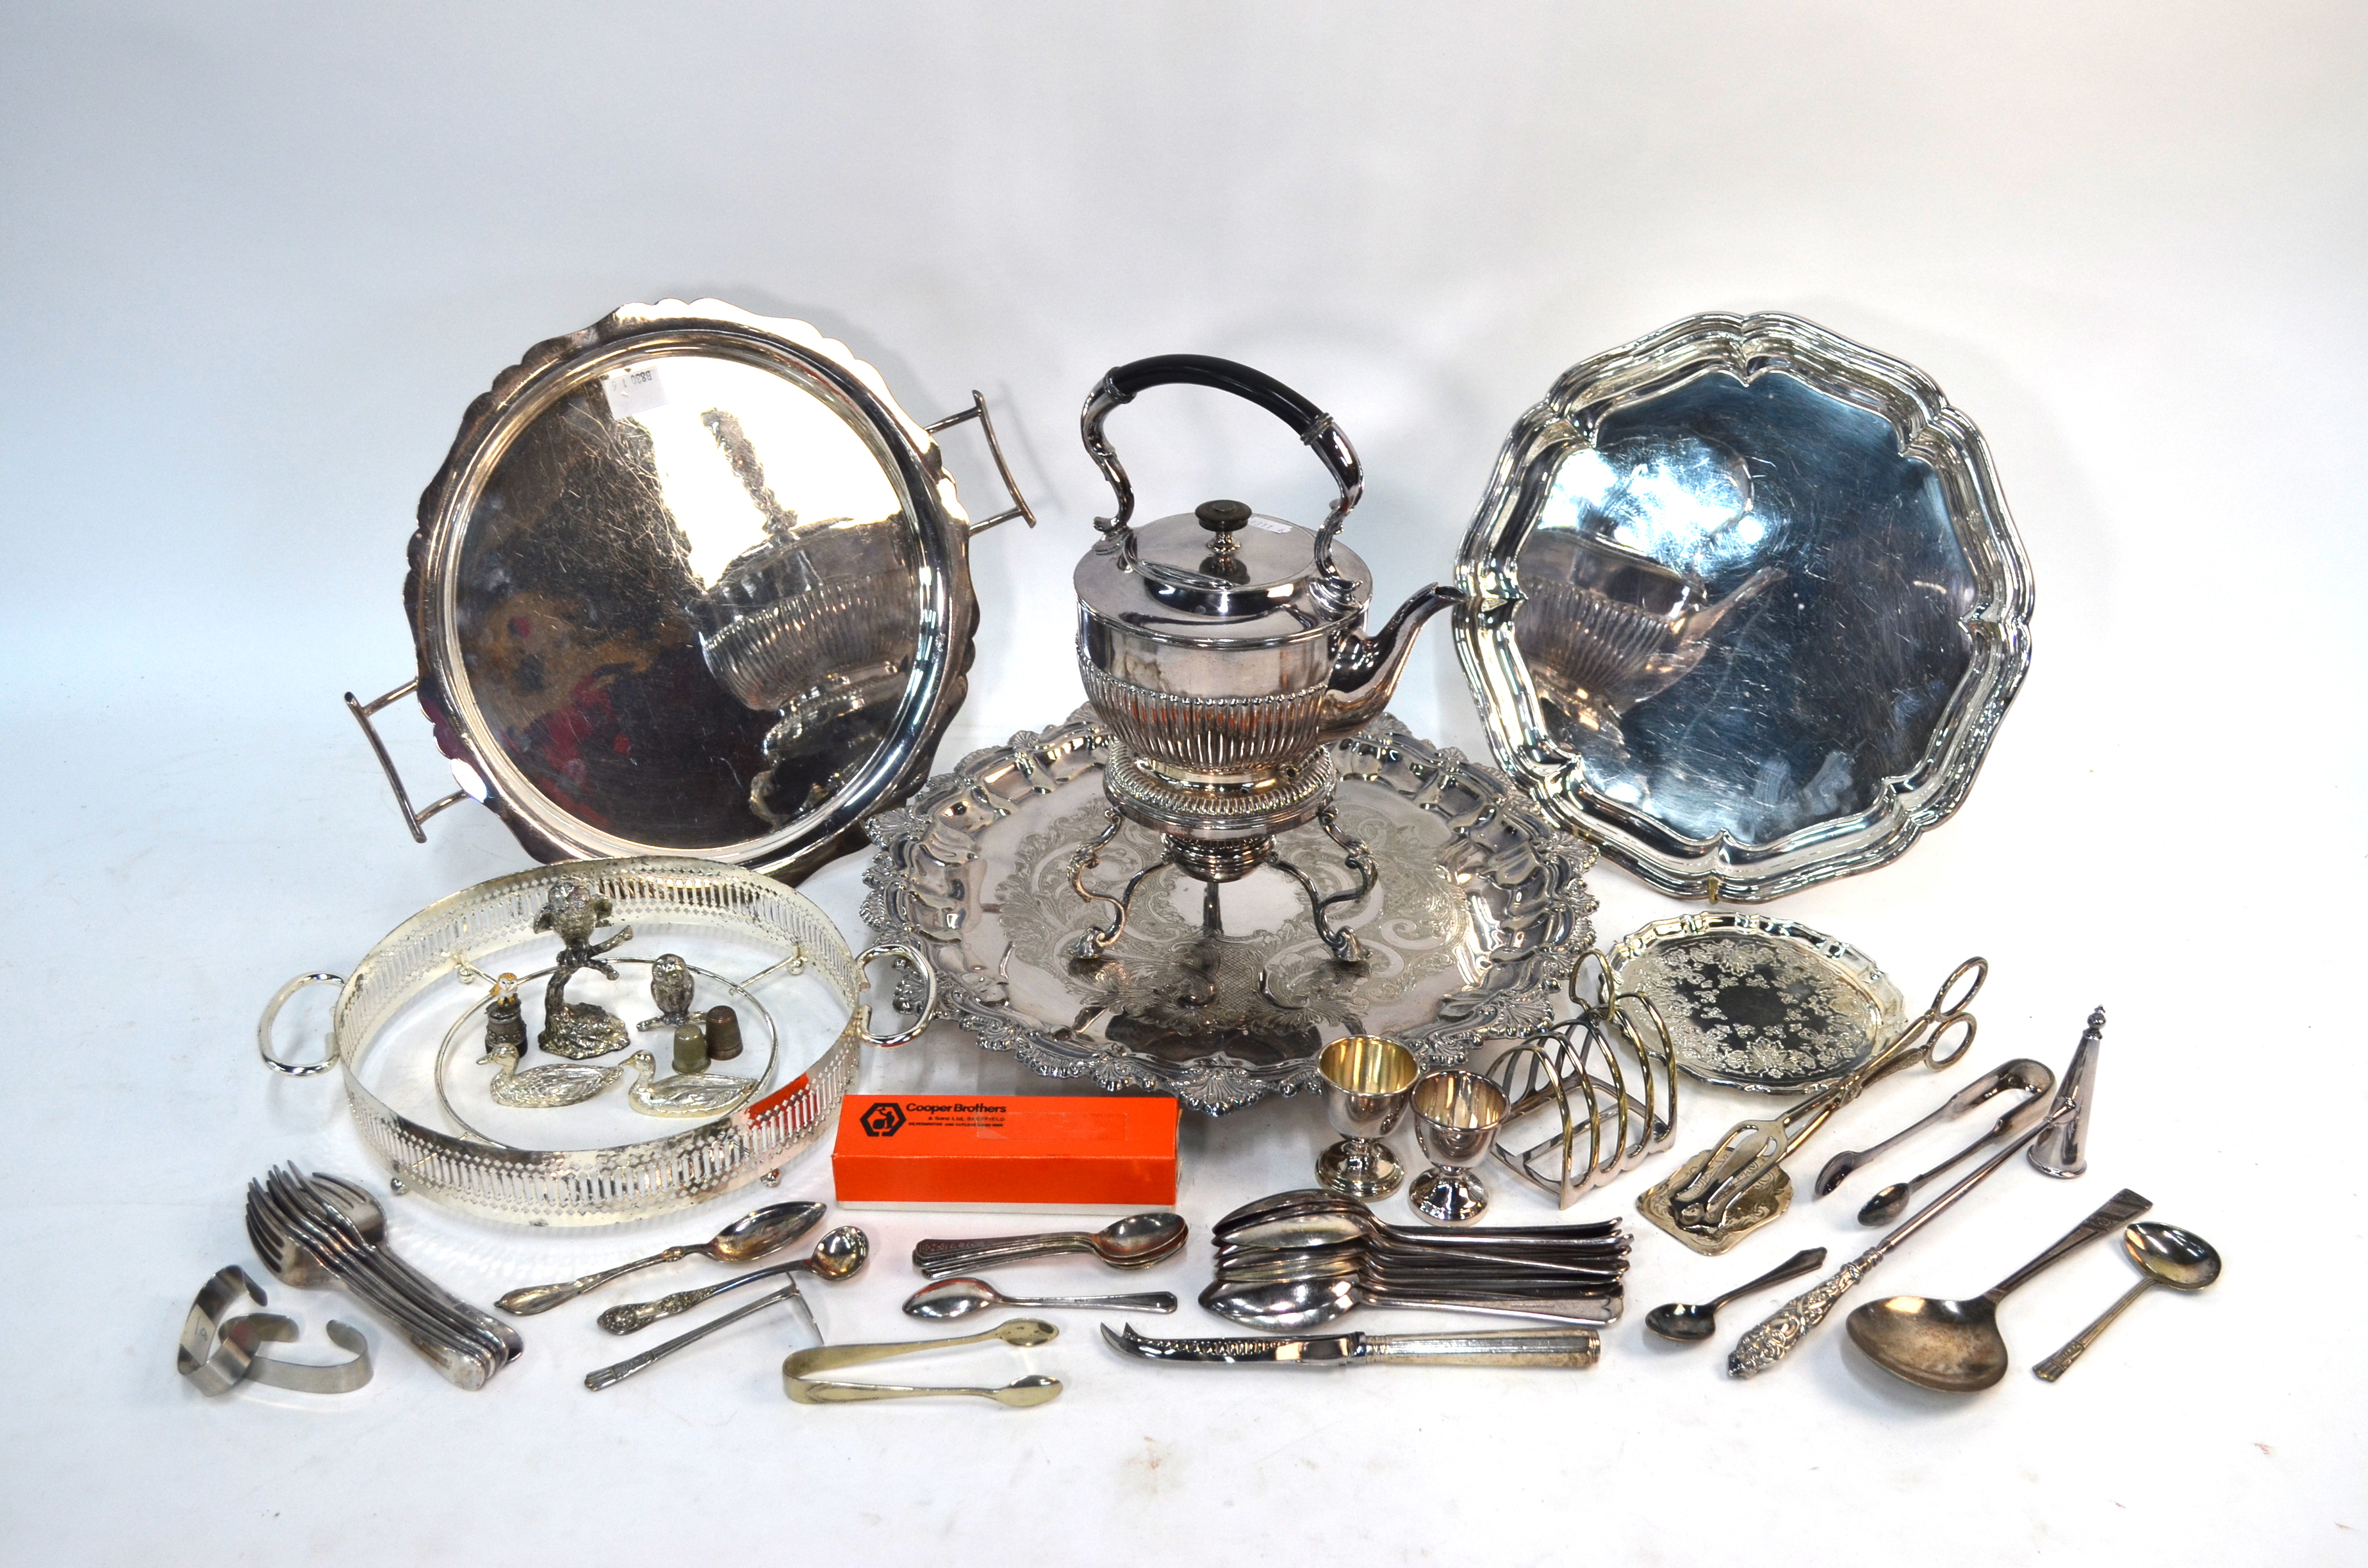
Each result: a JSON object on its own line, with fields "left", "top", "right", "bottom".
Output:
{"left": 1844, "top": 1189, "right": 2153, "bottom": 1391}
{"left": 2032, "top": 1223, "right": 2223, "bottom": 1382}
{"left": 1727, "top": 1097, "right": 2075, "bottom": 1378}
{"left": 902, "top": 1277, "right": 1178, "bottom": 1319}
{"left": 596, "top": 1226, "right": 869, "bottom": 1334}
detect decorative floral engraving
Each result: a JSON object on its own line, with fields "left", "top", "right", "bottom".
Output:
{"left": 1725, "top": 1254, "right": 1872, "bottom": 1378}
{"left": 1622, "top": 932, "right": 1890, "bottom": 1090}
{"left": 863, "top": 714, "right": 1593, "bottom": 1114}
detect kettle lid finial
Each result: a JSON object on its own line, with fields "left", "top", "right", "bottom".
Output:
{"left": 1195, "top": 498, "right": 1252, "bottom": 539}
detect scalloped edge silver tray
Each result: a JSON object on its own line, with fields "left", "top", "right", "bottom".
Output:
{"left": 1454, "top": 310, "right": 2034, "bottom": 901}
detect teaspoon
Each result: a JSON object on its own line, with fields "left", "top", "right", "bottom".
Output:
{"left": 2031, "top": 1223, "right": 2222, "bottom": 1382}
{"left": 1643, "top": 1248, "right": 1829, "bottom": 1343}
{"left": 499, "top": 1201, "right": 826, "bottom": 1314}
{"left": 912, "top": 1213, "right": 1187, "bottom": 1277}
{"left": 596, "top": 1226, "right": 869, "bottom": 1334}
{"left": 903, "top": 1277, "right": 1177, "bottom": 1319}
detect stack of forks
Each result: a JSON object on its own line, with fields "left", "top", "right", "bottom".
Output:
{"left": 243, "top": 1166, "right": 520, "bottom": 1390}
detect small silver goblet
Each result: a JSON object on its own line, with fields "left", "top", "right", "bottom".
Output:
{"left": 1314, "top": 1036, "right": 1420, "bottom": 1200}
{"left": 1408, "top": 1070, "right": 1509, "bottom": 1225}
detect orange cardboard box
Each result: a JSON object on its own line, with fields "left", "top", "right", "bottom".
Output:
{"left": 831, "top": 1094, "right": 1179, "bottom": 1210}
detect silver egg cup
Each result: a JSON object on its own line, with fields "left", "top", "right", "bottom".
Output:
{"left": 1408, "top": 1070, "right": 1509, "bottom": 1225}
{"left": 1314, "top": 1036, "right": 1420, "bottom": 1200}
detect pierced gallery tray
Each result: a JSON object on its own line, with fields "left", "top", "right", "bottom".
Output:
{"left": 862, "top": 712, "right": 1596, "bottom": 1115}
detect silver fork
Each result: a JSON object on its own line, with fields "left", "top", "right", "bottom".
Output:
{"left": 246, "top": 1184, "right": 493, "bottom": 1389}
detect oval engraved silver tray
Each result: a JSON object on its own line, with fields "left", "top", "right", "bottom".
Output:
{"left": 258, "top": 856, "right": 928, "bottom": 1225}
{"left": 1607, "top": 912, "right": 1905, "bottom": 1093}
{"left": 862, "top": 711, "right": 1595, "bottom": 1115}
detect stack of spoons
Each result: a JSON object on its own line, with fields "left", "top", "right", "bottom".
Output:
{"left": 1201, "top": 1191, "right": 1628, "bottom": 1331}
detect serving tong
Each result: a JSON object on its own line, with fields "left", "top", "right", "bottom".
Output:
{"left": 1814, "top": 1058, "right": 2054, "bottom": 1198}
{"left": 782, "top": 1319, "right": 1064, "bottom": 1407}
{"left": 1640, "top": 958, "right": 1986, "bottom": 1255}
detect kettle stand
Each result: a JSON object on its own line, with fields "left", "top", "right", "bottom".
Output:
{"left": 1063, "top": 798, "right": 1378, "bottom": 967}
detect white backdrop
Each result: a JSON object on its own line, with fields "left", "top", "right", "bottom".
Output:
{"left": 4, "top": 3, "right": 2364, "bottom": 1563}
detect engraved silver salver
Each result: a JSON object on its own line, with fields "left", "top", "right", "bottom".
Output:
{"left": 1607, "top": 914, "right": 1905, "bottom": 1093}
{"left": 863, "top": 711, "right": 1596, "bottom": 1115}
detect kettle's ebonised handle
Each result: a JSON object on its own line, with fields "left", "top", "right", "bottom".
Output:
{"left": 1081, "top": 354, "right": 1361, "bottom": 568}
{"left": 1102, "top": 354, "right": 1328, "bottom": 437}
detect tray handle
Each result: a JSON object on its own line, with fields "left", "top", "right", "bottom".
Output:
{"left": 926, "top": 392, "right": 1038, "bottom": 537}
{"left": 258, "top": 972, "right": 343, "bottom": 1077}
{"left": 345, "top": 680, "right": 472, "bottom": 844}
{"left": 852, "top": 944, "right": 937, "bottom": 1048}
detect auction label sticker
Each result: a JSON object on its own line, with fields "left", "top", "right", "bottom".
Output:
{"left": 602, "top": 361, "right": 670, "bottom": 421}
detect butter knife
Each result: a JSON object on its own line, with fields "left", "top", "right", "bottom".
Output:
{"left": 1101, "top": 1322, "right": 1599, "bottom": 1368}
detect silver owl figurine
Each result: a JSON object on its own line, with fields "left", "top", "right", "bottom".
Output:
{"left": 638, "top": 953, "right": 697, "bottom": 1033}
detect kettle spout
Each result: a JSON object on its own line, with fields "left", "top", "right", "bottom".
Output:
{"left": 1326, "top": 583, "right": 1465, "bottom": 731}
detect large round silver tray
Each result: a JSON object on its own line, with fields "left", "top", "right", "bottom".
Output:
{"left": 1607, "top": 912, "right": 1905, "bottom": 1094}
{"left": 258, "top": 856, "right": 928, "bottom": 1226}
{"left": 348, "top": 298, "right": 1033, "bottom": 881}
{"left": 1455, "top": 311, "right": 2034, "bottom": 901}
{"left": 862, "top": 712, "right": 1595, "bottom": 1115}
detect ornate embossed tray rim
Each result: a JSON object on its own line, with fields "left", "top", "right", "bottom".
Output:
{"left": 257, "top": 856, "right": 922, "bottom": 1226}
{"left": 1454, "top": 310, "right": 2034, "bottom": 901}
{"left": 1607, "top": 911, "right": 1905, "bottom": 1095}
{"left": 862, "top": 710, "right": 1597, "bottom": 1115}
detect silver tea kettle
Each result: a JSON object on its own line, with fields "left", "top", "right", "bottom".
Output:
{"left": 1065, "top": 354, "right": 1462, "bottom": 964}
{"left": 1074, "top": 354, "right": 1461, "bottom": 813}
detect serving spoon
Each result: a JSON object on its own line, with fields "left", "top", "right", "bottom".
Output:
{"left": 596, "top": 1226, "right": 869, "bottom": 1334}
{"left": 498, "top": 1201, "right": 826, "bottom": 1314}
{"left": 912, "top": 1213, "right": 1187, "bottom": 1277}
{"left": 1643, "top": 1248, "right": 1829, "bottom": 1343}
{"left": 903, "top": 1277, "right": 1178, "bottom": 1319}
{"left": 2032, "top": 1223, "right": 2222, "bottom": 1382}
{"left": 1845, "top": 1188, "right": 2151, "bottom": 1391}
